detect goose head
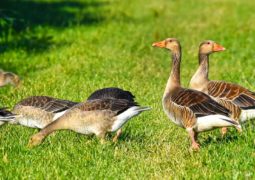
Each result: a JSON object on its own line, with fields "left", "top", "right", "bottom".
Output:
{"left": 152, "top": 38, "right": 181, "bottom": 53}
{"left": 199, "top": 40, "right": 225, "bottom": 55}
{"left": 4, "top": 73, "right": 21, "bottom": 87}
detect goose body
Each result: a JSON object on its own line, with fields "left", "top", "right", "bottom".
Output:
{"left": 163, "top": 88, "right": 238, "bottom": 133}
{"left": 0, "top": 70, "right": 20, "bottom": 87}
{"left": 28, "top": 97, "right": 150, "bottom": 147}
{"left": 86, "top": 87, "right": 138, "bottom": 141}
{"left": 7, "top": 96, "right": 78, "bottom": 129}
{"left": 153, "top": 38, "right": 240, "bottom": 150}
{"left": 190, "top": 40, "right": 255, "bottom": 127}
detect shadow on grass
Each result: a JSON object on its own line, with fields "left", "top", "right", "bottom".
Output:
{"left": 203, "top": 134, "right": 239, "bottom": 145}
{"left": 201, "top": 120, "right": 255, "bottom": 148}
{"left": 0, "top": 0, "right": 108, "bottom": 53}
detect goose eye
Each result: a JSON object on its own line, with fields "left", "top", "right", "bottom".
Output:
{"left": 207, "top": 42, "right": 210, "bottom": 45}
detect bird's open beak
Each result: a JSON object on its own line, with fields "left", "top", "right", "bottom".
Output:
{"left": 213, "top": 43, "right": 226, "bottom": 52}
{"left": 152, "top": 40, "right": 166, "bottom": 48}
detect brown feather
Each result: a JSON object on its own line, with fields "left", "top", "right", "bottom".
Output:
{"left": 15, "top": 96, "right": 78, "bottom": 113}
{"left": 208, "top": 81, "right": 255, "bottom": 109}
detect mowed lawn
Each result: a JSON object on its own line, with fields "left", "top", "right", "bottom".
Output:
{"left": 1, "top": 0, "right": 255, "bottom": 178}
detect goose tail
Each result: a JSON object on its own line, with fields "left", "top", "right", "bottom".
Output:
{"left": 196, "top": 115, "right": 242, "bottom": 132}
{"left": 136, "top": 106, "right": 151, "bottom": 112}
{"left": 219, "top": 117, "right": 242, "bottom": 132}
{"left": 0, "top": 108, "right": 16, "bottom": 122}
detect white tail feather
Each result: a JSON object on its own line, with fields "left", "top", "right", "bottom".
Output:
{"left": 53, "top": 110, "right": 67, "bottom": 121}
{"left": 195, "top": 115, "right": 240, "bottom": 132}
{"left": 111, "top": 106, "right": 151, "bottom": 132}
{"left": 0, "top": 115, "right": 17, "bottom": 122}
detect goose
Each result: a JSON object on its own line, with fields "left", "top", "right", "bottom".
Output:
{"left": 0, "top": 70, "right": 20, "bottom": 87}
{"left": 190, "top": 40, "right": 255, "bottom": 134}
{"left": 0, "top": 96, "right": 78, "bottom": 129}
{"left": 0, "top": 87, "right": 136, "bottom": 132}
{"left": 152, "top": 38, "right": 241, "bottom": 150}
{"left": 87, "top": 87, "right": 136, "bottom": 142}
{"left": 28, "top": 94, "right": 150, "bottom": 147}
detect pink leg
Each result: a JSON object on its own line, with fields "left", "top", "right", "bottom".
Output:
{"left": 221, "top": 127, "right": 228, "bottom": 137}
{"left": 187, "top": 128, "right": 200, "bottom": 151}
{"left": 113, "top": 129, "right": 122, "bottom": 143}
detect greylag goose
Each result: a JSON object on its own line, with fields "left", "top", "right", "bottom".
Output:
{"left": 152, "top": 38, "right": 241, "bottom": 150}
{"left": 0, "top": 70, "right": 20, "bottom": 87}
{"left": 28, "top": 93, "right": 150, "bottom": 147}
{"left": 0, "top": 87, "right": 136, "bottom": 132}
{"left": 190, "top": 40, "right": 255, "bottom": 134}
{"left": 87, "top": 87, "right": 136, "bottom": 142}
{"left": 0, "top": 96, "right": 78, "bottom": 129}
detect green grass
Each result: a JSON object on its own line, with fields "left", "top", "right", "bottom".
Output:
{"left": 1, "top": 0, "right": 255, "bottom": 179}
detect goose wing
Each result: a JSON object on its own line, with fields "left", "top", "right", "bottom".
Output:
{"left": 16, "top": 96, "right": 78, "bottom": 113}
{"left": 208, "top": 81, "right": 255, "bottom": 109}
{"left": 76, "top": 98, "right": 138, "bottom": 115}
{"left": 171, "top": 88, "right": 230, "bottom": 118}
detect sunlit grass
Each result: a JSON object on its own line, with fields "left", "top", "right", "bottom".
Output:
{"left": 0, "top": 0, "right": 255, "bottom": 178}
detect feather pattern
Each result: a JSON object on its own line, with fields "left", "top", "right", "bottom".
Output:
{"left": 163, "top": 88, "right": 231, "bottom": 128}
{"left": 208, "top": 81, "right": 255, "bottom": 109}
{"left": 15, "top": 96, "right": 78, "bottom": 113}
{"left": 74, "top": 98, "right": 138, "bottom": 115}
{"left": 171, "top": 88, "right": 230, "bottom": 117}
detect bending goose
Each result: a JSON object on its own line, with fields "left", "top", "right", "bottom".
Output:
{"left": 0, "top": 70, "right": 20, "bottom": 87}
{"left": 87, "top": 87, "right": 136, "bottom": 142}
{"left": 0, "top": 87, "right": 136, "bottom": 131}
{"left": 152, "top": 38, "right": 240, "bottom": 150}
{"left": 190, "top": 40, "right": 255, "bottom": 133}
{"left": 0, "top": 96, "right": 78, "bottom": 129}
{"left": 28, "top": 94, "right": 150, "bottom": 147}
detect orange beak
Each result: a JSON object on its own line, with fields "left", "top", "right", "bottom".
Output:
{"left": 152, "top": 40, "right": 166, "bottom": 48}
{"left": 213, "top": 43, "right": 226, "bottom": 52}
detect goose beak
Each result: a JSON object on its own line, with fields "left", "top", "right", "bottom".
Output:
{"left": 152, "top": 40, "right": 166, "bottom": 48}
{"left": 213, "top": 43, "right": 226, "bottom": 52}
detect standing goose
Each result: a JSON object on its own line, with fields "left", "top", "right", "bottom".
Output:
{"left": 0, "top": 87, "right": 136, "bottom": 131}
{"left": 152, "top": 38, "right": 240, "bottom": 150}
{"left": 0, "top": 70, "right": 20, "bottom": 87}
{"left": 190, "top": 40, "right": 255, "bottom": 134}
{"left": 28, "top": 95, "right": 150, "bottom": 147}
